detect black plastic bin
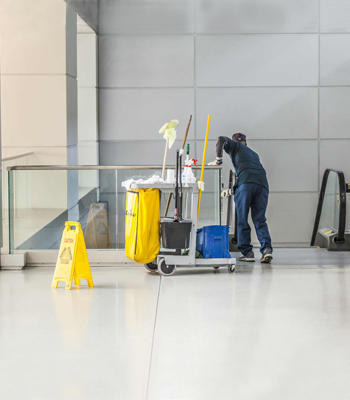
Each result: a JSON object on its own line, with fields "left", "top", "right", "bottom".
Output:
{"left": 160, "top": 218, "right": 192, "bottom": 249}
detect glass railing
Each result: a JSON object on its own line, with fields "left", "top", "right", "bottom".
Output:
{"left": 8, "top": 166, "right": 222, "bottom": 254}
{"left": 311, "top": 169, "right": 347, "bottom": 246}
{"left": 319, "top": 171, "right": 341, "bottom": 232}
{"left": 2, "top": 152, "right": 35, "bottom": 254}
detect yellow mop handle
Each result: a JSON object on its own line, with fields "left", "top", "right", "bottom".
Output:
{"left": 197, "top": 115, "right": 211, "bottom": 223}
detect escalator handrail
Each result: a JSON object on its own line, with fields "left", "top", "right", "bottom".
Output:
{"left": 311, "top": 169, "right": 347, "bottom": 246}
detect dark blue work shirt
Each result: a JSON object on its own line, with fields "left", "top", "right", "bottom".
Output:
{"left": 218, "top": 137, "right": 269, "bottom": 191}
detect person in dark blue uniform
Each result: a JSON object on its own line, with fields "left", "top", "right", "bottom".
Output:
{"left": 209, "top": 133, "right": 273, "bottom": 263}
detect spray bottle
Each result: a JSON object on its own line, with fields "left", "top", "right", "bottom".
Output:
{"left": 182, "top": 158, "right": 197, "bottom": 185}
{"left": 182, "top": 144, "right": 191, "bottom": 184}
{"left": 185, "top": 144, "right": 190, "bottom": 164}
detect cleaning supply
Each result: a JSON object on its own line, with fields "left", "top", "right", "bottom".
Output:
{"left": 179, "top": 117, "right": 192, "bottom": 157}
{"left": 125, "top": 188, "right": 161, "bottom": 264}
{"left": 164, "top": 116, "right": 192, "bottom": 218}
{"left": 182, "top": 158, "right": 197, "bottom": 185}
{"left": 159, "top": 119, "right": 179, "bottom": 179}
{"left": 122, "top": 175, "right": 165, "bottom": 190}
{"left": 166, "top": 169, "right": 175, "bottom": 183}
{"left": 179, "top": 150, "right": 183, "bottom": 220}
{"left": 196, "top": 225, "right": 231, "bottom": 259}
{"left": 161, "top": 218, "right": 192, "bottom": 249}
{"left": 197, "top": 115, "right": 211, "bottom": 223}
{"left": 174, "top": 150, "right": 180, "bottom": 222}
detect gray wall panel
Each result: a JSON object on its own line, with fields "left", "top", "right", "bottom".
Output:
{"left": 99, "top": 36, "right": 194, "bottom": 88}
{"left": 65, "top": 0, "right": 99, "bottom": 33}
{"left": 100, "top": 0, "right": 195, "bottom": 34}
{"left": 67, "top": 76, "right": 78, "bottom": 146}
{"left": 66, "top": 4, "right": 78, "bottom": 79}
{"left": 320, "top": 35, "right": 350, "bottom": 85}
{"left": 320, "top": 87, "right": 350, "bottom": 138}
{"left": 100, "top": 140, "right": 196, "bottom": 166}
{"left": 320, "top": 140, "right": 350, "bottom": 182}
{"left": 197, "top": 140, "right": 318, "bottom": 192}
{"left": 196, "top": 35, "right": 319, "bottom": 87}
{"left": 196, "top": 0, "right": 319, "bottom": 33}
{"left": 250, "top": 140, "right": 318, "bottom": 192}
{"left": 266, "top": 193, "right": 318, "bottom": 243}
{"left": 100, "top": 89, "right": 195, "bottom": 141}
{"left": 196, "top": 88, "right": 318, "bottom": 139}
{"left": 320, "top": 0, "right": 350, "bottom": 33}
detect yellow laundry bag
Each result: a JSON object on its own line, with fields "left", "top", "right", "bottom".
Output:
{"left": 125, "top": 189, "right": 160, "bottom": 264}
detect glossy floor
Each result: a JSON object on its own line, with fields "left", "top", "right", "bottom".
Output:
{"left": 1, "top": 249, "right": 350, "bottom": 399}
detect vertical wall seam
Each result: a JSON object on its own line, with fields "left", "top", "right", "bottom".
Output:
{"left": 318, "top": 0, "right": 321, "bottom": 193}
{"left": 97, "top": 34, "right": 100, "bottom": 165}
{"left": 194, "top": 0, "right": 197, "bottom": 160}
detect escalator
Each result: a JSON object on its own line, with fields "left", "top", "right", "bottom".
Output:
{"left": 311, "top": 169, "right": 350, "bottom": 251}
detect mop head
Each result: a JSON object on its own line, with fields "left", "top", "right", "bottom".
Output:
{"left": 159, "top": 119, "right": 179, "bottom": 149}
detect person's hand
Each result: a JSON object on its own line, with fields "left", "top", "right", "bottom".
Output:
{"left": 208, "top": 158, "right": 223, "bottom": 166}
{"left": 221, "top": 189, "right": 233, "bottom": 198}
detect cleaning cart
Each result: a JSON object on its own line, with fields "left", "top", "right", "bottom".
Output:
{"left": 129, "top": 181, "right": 236, "bottom": 276}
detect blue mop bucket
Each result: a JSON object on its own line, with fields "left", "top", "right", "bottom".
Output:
{"left": 196, "top": 225, "right": 231, "bottom": 259}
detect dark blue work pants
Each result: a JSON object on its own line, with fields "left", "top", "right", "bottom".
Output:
{"left": 234, "top": 183, "right": 272, "bottom": 255}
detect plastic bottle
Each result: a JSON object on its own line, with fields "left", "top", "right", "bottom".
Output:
{"left": 182, "top": 159, "right": 197, "bottom": 185}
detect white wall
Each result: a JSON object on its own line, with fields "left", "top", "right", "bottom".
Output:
{"left": 0, "top": 0, "right": 78, "bottom": 210}
{"left": 98, "top": 0, "right": 350, "bottom": 246}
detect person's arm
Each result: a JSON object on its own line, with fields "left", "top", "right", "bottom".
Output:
{"left": 208, "top": 136, "right": 236, "bottom": 165}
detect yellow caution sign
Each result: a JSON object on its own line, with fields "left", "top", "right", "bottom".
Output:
{"left": 85, "top": 203, "right": 112, "bottom": 249}
{"left": 51, "top": 222, "right": 94, "bottom": 290}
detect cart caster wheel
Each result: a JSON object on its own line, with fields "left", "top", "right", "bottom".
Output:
{"left": 144, "top": 261, "right": 158, "bottom": 273}
{"left": 213, "top": 266, "right": 220, "bottom": 270}
{"left": 228, "top": 265, "right": 236, "bottom": 273}
{"left": 158, "top": 258, "right": 176, "bottom": 276}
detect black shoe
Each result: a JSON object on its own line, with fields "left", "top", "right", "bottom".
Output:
{"left": 239, "top": 251, "right": 255, "bottom": 262}
{"left": 260, "top": 248, "right": 273, "bottom": 264}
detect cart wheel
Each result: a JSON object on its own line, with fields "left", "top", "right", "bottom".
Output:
{"left": 158, "top": 258, "right": 176, "bottom": 276}
{"left": 213, "top": 266, "right": 220, "bottom": 270}
{"left": 144, "top": 261, "right": 158, "bottom": 273}
{"left": 228, "top": 265, "right": 236, "bottom": 273}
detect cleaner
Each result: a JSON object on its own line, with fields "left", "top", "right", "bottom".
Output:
{"left": 182, "top": 144, "right": 197, "bottom": 185}
{"left": 182, "top": 159, "right": 197, "bottom": 185}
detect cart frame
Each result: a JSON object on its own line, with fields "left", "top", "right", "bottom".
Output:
{"left": 130, "top": 182, "right": 236, "bottom": 275}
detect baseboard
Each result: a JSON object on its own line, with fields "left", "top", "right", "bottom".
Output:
{"left": 1, "top": 253, "right": 26, "bottom": 270}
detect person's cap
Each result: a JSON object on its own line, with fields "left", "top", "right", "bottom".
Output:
{"left": 232, "top": 133, "right": 247, "bottom": 144}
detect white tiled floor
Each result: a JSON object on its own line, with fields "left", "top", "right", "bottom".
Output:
{"left": 1, "top": 249, "right": 350, "bottom": 399}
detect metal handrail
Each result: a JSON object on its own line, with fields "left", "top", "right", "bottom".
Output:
{"left": 310, "top": 169, "right": 347, "bottom": 246}
{"left": 7, "top": 165, "right": 222, "bottom": 171}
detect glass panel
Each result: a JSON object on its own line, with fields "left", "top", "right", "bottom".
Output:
{"left": 2, "top": 153, "right": 34, "bottom": 253}
{"left": 9, "top": 167, "right": 221, "bottom": 252}
{"left": 319, "top": 171, "right": 340, "bottom": 231}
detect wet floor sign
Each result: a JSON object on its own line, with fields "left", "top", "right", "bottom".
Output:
{"left": 51, "top": 222, "right": 94, "bottom": 290}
